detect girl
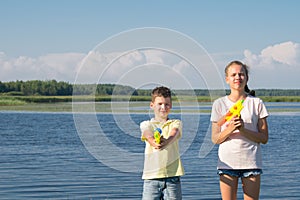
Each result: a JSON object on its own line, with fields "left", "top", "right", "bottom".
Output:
{"left": 211, "top": 60, "right": 269, "bottom": 200}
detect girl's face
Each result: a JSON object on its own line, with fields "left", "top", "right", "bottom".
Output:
{"left": 150, "top": 96, "right": 172, "bottom": 121}
{"left": 226, "top": 64, "right": 248, "bottom": 90}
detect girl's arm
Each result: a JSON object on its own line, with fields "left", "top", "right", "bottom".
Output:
{"left": 211, "top": 119, "right": 238, "bottom": 144}
{"left": 239, "top": 117, "right": 269, "bottom": 144}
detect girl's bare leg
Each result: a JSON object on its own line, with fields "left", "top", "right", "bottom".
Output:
{"left": 242, "top": 175, "right": 261, "bottom": 200}
{"left": 220, "top": 174, "right": 238, "bottom": 200}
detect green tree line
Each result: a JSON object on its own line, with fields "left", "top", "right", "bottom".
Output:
{"left": 0, "top": 80, "right": 300, "bottom": 97}
{"left": 0, "top": 80, "right": 73, "bottom": 96}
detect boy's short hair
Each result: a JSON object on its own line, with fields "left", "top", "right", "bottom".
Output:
{"left": 151, "top": 86, "right": 171, "bottom": 102}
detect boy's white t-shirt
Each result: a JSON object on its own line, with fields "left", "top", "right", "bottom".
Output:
{"left": 140, "top": 118, "right": 184, "bottom": 179}
{"left": 211, "top": 95, "right": 268, "bottom": 169}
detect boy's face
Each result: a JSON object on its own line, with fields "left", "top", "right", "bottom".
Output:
{"left": 150, "top": 96, "right": 172, "bottom": 120}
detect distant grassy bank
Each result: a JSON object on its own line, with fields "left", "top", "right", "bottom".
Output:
{"left": 0, "top": 95, "right": 300, "bottom": 113}
{"left": 1, "top": 95, "right": 300, "bottom": 104}
{"left": 0, "top": 95, "right": 211, "bottom": 104}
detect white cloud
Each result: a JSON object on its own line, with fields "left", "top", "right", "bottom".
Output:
{"left": 0, "top": 52, "right": 85, "bottom": 83}
{"left": 1, "top": 41, "right": 299, "bottom": 89}
{"left": 243, "top": 41, "right": 300, "bottom": 68}
{"left": 238, "top": 41, "right": 300, "bottom": 89}
{"left": 75, "top": 49, "right": 193, "bottom": 87}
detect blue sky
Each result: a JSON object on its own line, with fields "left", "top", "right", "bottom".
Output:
{"left": 1, "top": 0, "right": 300, "bottom": 89}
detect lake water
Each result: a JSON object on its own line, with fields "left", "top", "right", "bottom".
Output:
{"left": 1, "top": 103, "right": 300, "bottom": 199}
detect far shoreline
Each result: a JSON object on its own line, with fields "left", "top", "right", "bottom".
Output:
{"left": 1, "top": 101, "right": 299, "bottom": 114}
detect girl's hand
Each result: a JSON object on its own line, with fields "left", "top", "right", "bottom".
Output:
{"left": 228, "top": 116, "right": 244, "bottom": 132}
{"left": 234, "top": 116, "right": 244, "bottom": 129}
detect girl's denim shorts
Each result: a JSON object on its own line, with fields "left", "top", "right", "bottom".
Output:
{"left": 217, "top": 169, "right": 262, "bottom": 178}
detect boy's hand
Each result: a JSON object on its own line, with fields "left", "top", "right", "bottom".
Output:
{"left": 148, "top": 136, "right": 168, "bottom": 150}
{"left": 146, "top": 136, "right": 163, "bottom": 149}
{"left": 159, "top": 137, "right": 170, "bottom": 149}
{"left": 144, "top": 127, "right": 180, "bottom": 150}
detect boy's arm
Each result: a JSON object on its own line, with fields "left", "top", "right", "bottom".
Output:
{"left": 160, "top": 127, "right": 180, "bottom": 148}
{"left": 142, "top": 130, "right": 162, "bottom": 149}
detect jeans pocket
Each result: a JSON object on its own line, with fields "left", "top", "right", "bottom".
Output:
{"left": 168, "top": 176, "right": 180, "bottom": 184}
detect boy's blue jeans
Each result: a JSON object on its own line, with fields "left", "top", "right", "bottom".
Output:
{"left": 142, "top": 176, "right": 182, "bottom": 200}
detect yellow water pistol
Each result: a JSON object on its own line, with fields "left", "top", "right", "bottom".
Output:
{"left": 153, "top": 128, "right": 162, "bottom": 144}
{"left": 225, "top": 99, "right": 244, "bottom": 122}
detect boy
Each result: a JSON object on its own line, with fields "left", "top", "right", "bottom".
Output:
{"left": 140, "top": 86, "right": 184, "bottom": 200}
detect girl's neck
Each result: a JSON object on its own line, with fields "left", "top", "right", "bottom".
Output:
{"left": 228, "top": 91, "right": 247, "bottom": 102}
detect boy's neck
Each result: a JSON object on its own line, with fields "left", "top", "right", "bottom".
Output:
{"left": 154, "top": 117, "right": 168, "bottom": 123}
